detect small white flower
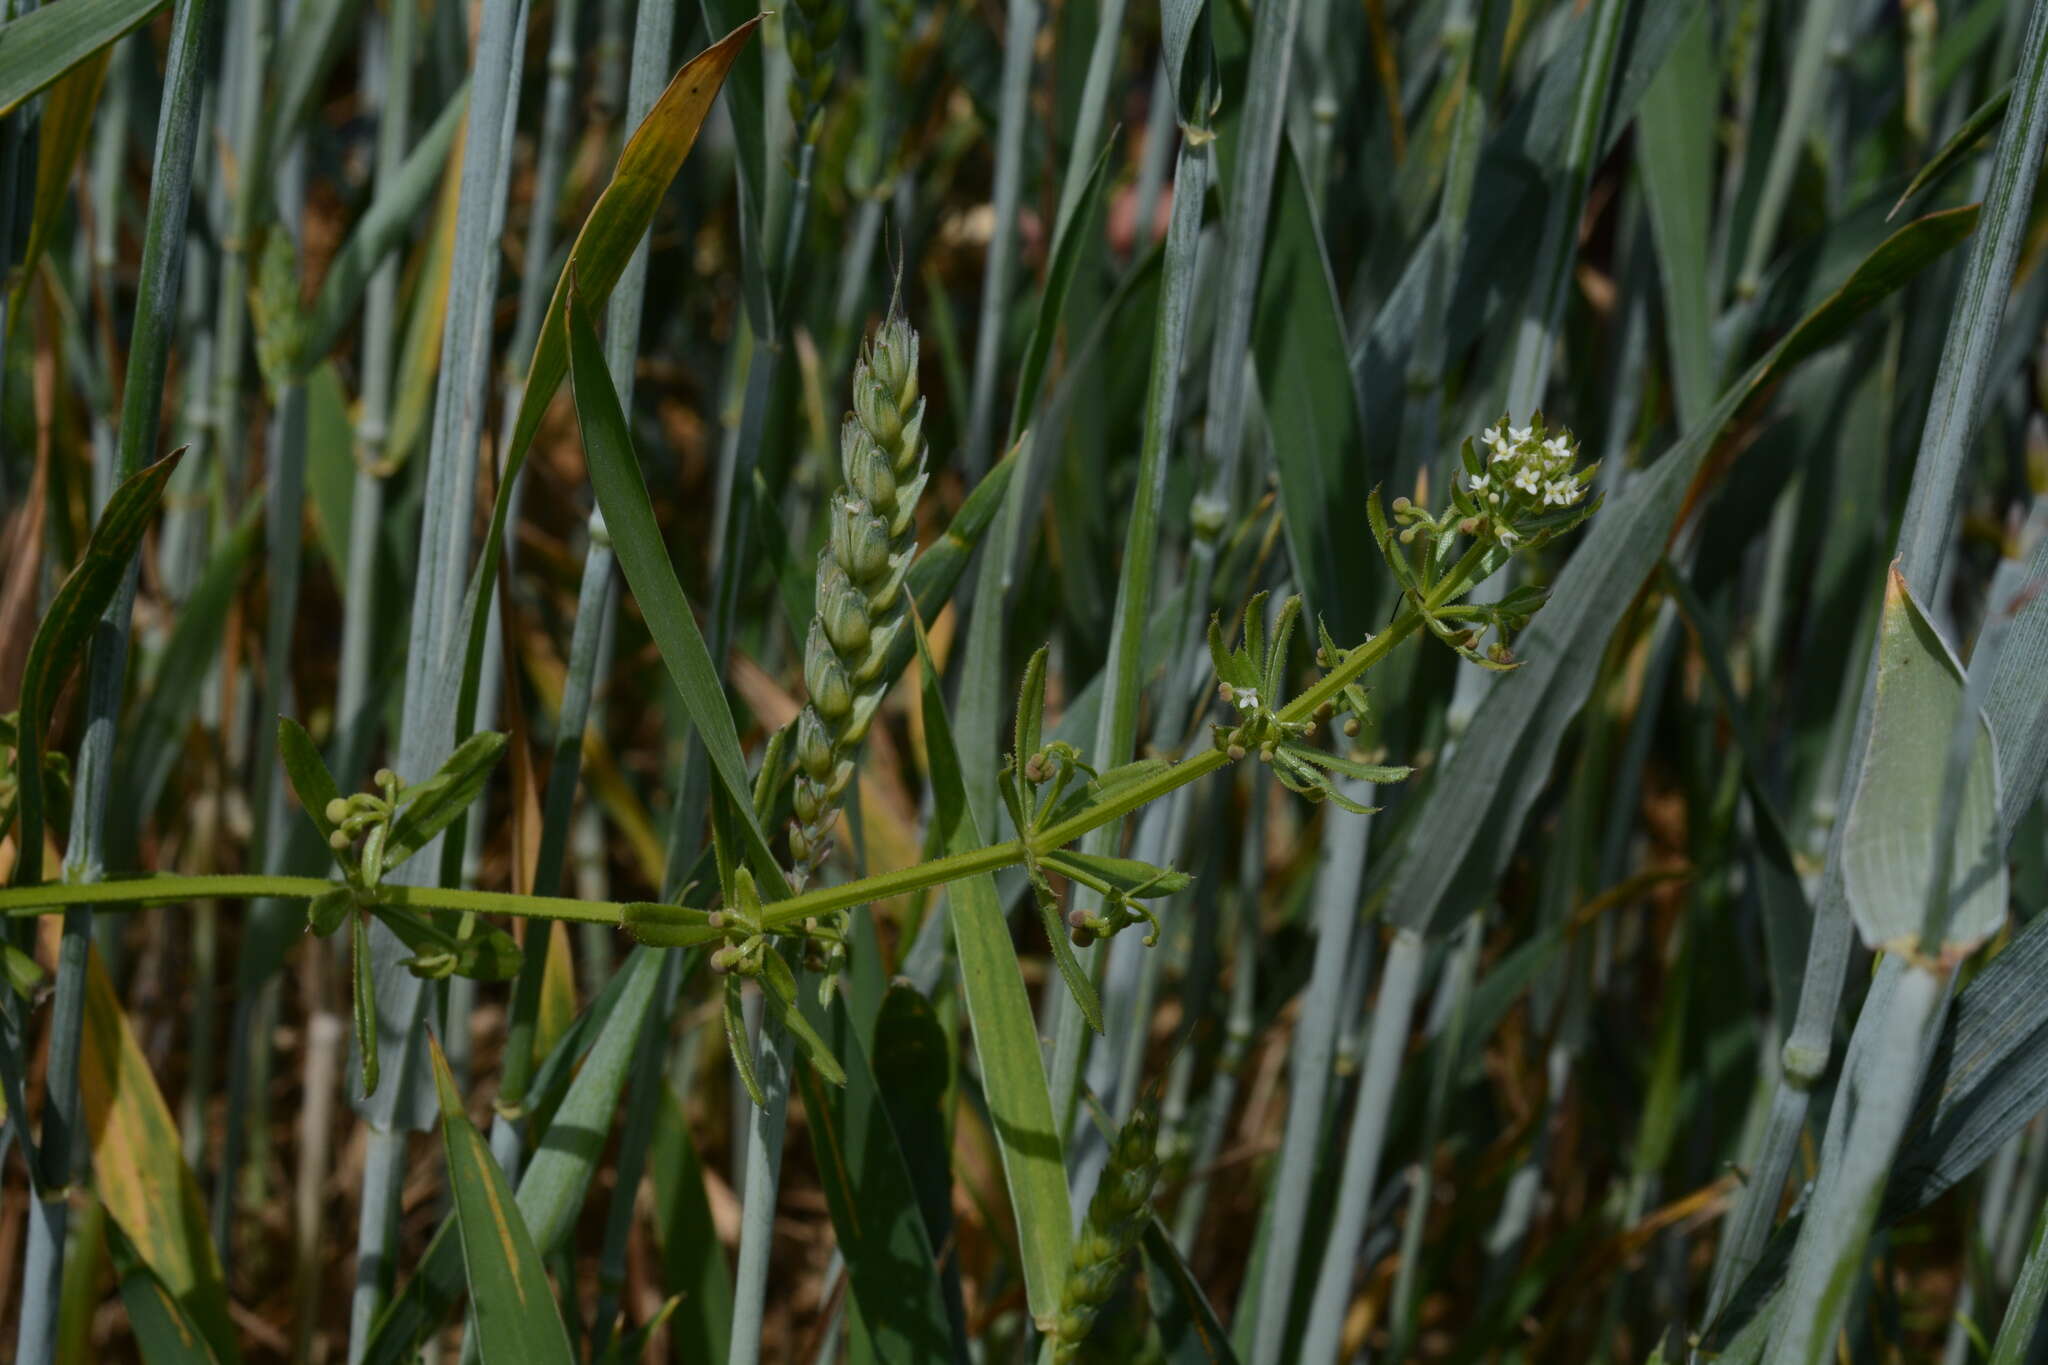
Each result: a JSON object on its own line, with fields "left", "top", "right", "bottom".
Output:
{"left": 1508, "top": 425, "right": 1534, "bottom": 446}
{"left": 1543, "top": 479, "right": 1577, "bottom": 506}
{"left": 1483, "top": 422, "right": 1505, "bottom": 448}
{"left": 1542, "top": 434, "right": 1571, "bottom": 460}
{"left": 1234, "top": 688, "right": 1261, "bottom": 713}
{"left": 1468, "top": 472, "right": 1489, "bottom": 493}
{"left": 1513, "top": 464, "right": 1541, "bottom": 496}
{"left": 1498, "top": 527, "right": 1519, "bottom": 548}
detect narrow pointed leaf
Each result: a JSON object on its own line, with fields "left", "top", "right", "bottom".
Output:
{"left": 449, "top": 21, "right": 761, "bottom": 764}
{"left": 566, "top": 276, "right": 789, "bottom": 896}
{"left": 384, "top": 732, "right": 510, "bottom": 869}
{"left": 430, "top": 1039, "right": 577, "bottom": 1364}
{"left": 911, "top": 611, "right": 1072, "bottom": 1325}
{"left": 278, "top": 716, "right": 346, "bottom": 847}
{"left": 76, "top": 946, "right": 238, "bottom": 1361}
{"left": 105, "top": 1217, "right": 227, "bottom": 1365}
{"left": 0, "top": 0, "right": 163, "bottom": 113}
{"left": 796, "top": 990, "right": 960, "bottom": 1362}
{"left": 12, "top": 449, "right": 184, "bottom": 888}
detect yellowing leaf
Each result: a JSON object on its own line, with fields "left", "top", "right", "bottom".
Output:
{"left": 429, "top": 1037, "right": 575, "bottom": 1364}
{"left": 534, "top": 922, "right": 576, "bottom": 1069}
{"left": 71, "top": 940, "right": 239, "bottom": 1361}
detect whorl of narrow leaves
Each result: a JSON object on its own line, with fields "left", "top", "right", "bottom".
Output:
{"left": 790, "top": 308, "right": 929, "bottom": 886}
{"left": 1052, "top": 1101, "right": 1161, "bottom": 1359}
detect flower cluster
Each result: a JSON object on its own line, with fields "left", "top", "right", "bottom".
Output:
{"left": 1456, "top": 414, "right": 1592, "bottom": 549}
{"left": 1368, "top": 415, "right": 1600, "bottom": 670}
{"left": 1208, "top": 594, "right": 1412, "bottom": 813}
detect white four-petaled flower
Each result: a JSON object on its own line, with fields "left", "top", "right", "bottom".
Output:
{"left": 1234, "top": 688, "right": 1261, "bottom": 713}
{"left": 1513, "top": 464, "right": 1542, "bottom": 495}
{"left": 1543, "top": 479, "right": 1577, "bottom": 506}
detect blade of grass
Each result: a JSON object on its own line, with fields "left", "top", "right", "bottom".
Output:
{"left": 913, "top": 611, "right": 1073, "bottom": 1329}
{"left": 447, "top": 18, "right": 761, "bottom": 778}
{"left": 429, "top": 1038, "right": 577, "bottom": 1364}
{"left": 1500, "top": 0, "right": 1630, "bottom": 415}
{"left": 1635, "top": 4, "right": 1717, "bottom": 428}
{"left": 649, "top": 1082, "right": 735, "bottom": 1364}
{"left": 10, "top": 448, "right": 184, "bottom": 891}
{"left": 566, "top": 277, "right": 788, "bottom": 896}
{"left": 333, "top": 0, "right": 417, "bottom": 786}
{"left": 356, "top": 0, "right": 530, "bottom": 1145}
{"left": 1041, "top": 150, "right": 1198, "bottom": 1121}
{"left": 1207, "top": 0, "right": 1376, "bottom": 643}
{"left": 4, "top": 38, "right": 110, "bottom": 333}
{"left": 105, "top": 1216, "right": 227, "bottom": 1365}
{"left": 0, "top": 0, "right": 162, "bottom": 113}
{"left": 960, "top": 0, "right": 1037, "bottom": 475}
{"left": 1711, "top": 1, "right": 2048, "bottom": 1309}
{"left": 16, "top": 0, "right": 208, "bottom": 1303}
{"left": 1199, "top": 0, "right": 1309, "bottom": 505}
{"left": 295, "top": 82, "right": 468, "bottom": 367}
{"left": 794, "top": 989, "right": 960, "bottom": 1361}
{"left": 1730, "top": 0, "right": 1846, "bottom": 302}
{"left": 360, "top": 949, "right": 668, "bottom": 1365}
{"left": 1990, "top": 1188, "right": 2048, "bottom": 1362}
{"left": 1892, "top": 81, "right": 2013, "bottom": 220}
{"left": 1249, "top": 791, "right": 1380, "bottom": 1365}
{"left": 74, "top": 944, "right": 237, "bottom": 1360}
{"left": 1295, "top": 928, "right": 1427, "bottom": 1364}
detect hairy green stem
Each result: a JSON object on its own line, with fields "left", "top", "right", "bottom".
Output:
{"left": 0, "top": 561, "right": 1482, "bottom": 938}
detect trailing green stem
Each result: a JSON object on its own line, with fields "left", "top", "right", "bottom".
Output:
{"left": 0, "top": 551, "right": 1487, "bottom": 939}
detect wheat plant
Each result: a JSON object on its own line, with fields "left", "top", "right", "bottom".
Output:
{"left": 3, "top": 0, "right": 2048, "bottom": 1362}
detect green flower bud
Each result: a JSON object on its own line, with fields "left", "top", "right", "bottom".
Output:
{"left": 797, "top": 708, "right": 836, "bottom": 780}
{"left": 325, "top": 797, "right": 351, "bottom": 825}
{"left": 853, "top": 372, "right": 903, "bottom": 444}
{"left": 818, "top": 556, "right": 872, "bottom": 655}
{"left": 804, "top": 623, "right": 855, "bottom": 720}
{"left": 870, "top": 314, "right": 918, "bottom": 407}
{"left": 793, "top": 779, "right": 822, "bottom": 824}
{"left": 841, "top": 417, "right": 897, "bottom": 510}
{"left": 830, "top": 494, "right": 891, "bottom": 582}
